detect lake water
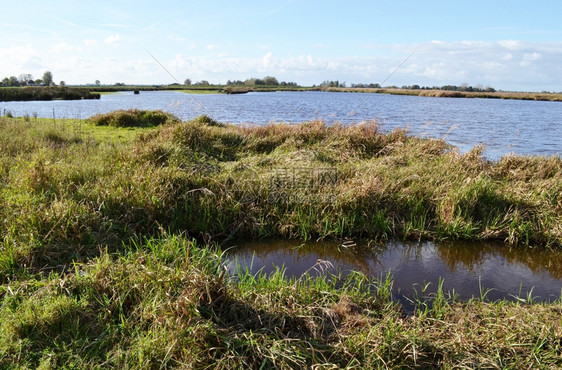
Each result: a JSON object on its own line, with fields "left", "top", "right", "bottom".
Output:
{"left": 226, "top": 239, "right": 562, "bottom": 305}
{"left": 2, "top": 90, "right": 561, "bottom": 159}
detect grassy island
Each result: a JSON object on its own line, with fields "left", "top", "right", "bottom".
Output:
{"left": 322, "top": 87, "right": 562, "bottom": 102}
{"left": 0, "top": 111, "right": 560, "bottom": 368}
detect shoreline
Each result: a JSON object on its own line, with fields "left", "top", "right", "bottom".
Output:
{"left": 320, "top": 86, "right": 562, "bottom": 102}
{"left": 3, "top": 85, "right": 562, "bottom": 102}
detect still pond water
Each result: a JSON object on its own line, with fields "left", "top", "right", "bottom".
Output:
{"left": 2, "top": 90, "right": 561, "bottom": 159}
{"left": 226, "top": 239, "right": 562, "bottom": 304}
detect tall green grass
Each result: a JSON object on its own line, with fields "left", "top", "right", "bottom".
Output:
{"left": 1, "top": 114, "right": 560, "bottom": 279}
{"left": 1, "top": 112, "right": 561, "bottom": 367}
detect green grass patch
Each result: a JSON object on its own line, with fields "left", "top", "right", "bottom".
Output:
{"left": 1, "top": 112, "right": 561, "bottom": 368}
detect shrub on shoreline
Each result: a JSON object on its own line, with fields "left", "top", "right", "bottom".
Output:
{"left": 87, "top": 109, "right": 180, "bottom": 127}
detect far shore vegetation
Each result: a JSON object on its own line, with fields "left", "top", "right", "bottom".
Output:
{"left": 3, "top": 71, "right": 562, "bottom": 101}
{"left": 323, "top": 86, "right": 562, "bottom": 102}
{"left": 1, "top": 109, "right": 561, "bottom": 367}
{"left": 0, "top": 86, "right": 100, "bottom": 102}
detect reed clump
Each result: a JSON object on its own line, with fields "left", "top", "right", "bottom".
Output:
{"left": 88, "top": 109, "right": 180, "bottom": 127}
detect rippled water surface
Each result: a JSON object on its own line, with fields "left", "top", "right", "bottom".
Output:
{"left": 2, "top": 90, "right": 561, "bottom": 158}
{"left": 226, "top": 239, "right": 562, "bottom": 303}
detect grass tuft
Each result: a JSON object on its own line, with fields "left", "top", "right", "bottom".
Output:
{"left": 87, "top": 109, "right": 180, "bottom": 128}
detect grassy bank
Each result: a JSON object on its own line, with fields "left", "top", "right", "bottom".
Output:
{"left": 323, "top": 87, "right": 562, "bottom": 102}
{"left": 1, "top": 111, "right": 561, "bottom": 368}
{"left": 2, "top": 111, "right": 560, "bottom": 255}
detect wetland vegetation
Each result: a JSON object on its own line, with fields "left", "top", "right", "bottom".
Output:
{"left": 0, "top": 110, "right": 561, "bottom": 368}
{"left": 4, "top": 73, "right": 562, "bottom": 102}
{"left": 0, "top": 87, "right": 100, "bottom": 102}
{"left": 322, "top": 86, "right": 562, "bottom": 101}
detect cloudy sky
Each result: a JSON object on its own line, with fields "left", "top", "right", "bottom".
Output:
{"left": 1, "top": 0, "right": 561, "bottom": 91}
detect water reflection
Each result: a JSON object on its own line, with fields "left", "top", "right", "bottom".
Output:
{"left": 226, "top": 239, "right": 562, "bottom": 302}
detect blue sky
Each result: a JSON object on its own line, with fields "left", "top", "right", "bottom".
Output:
{"left": 1, "top": 0, "right": 561, "bottom": 91}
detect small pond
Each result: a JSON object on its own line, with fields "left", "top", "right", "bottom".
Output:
{"left": 226, "top": 239, "right": 562, "bottom": 304}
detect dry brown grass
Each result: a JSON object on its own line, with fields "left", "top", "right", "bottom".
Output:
{"left": 324, "top": 86, "right": 562, "bottom": 101}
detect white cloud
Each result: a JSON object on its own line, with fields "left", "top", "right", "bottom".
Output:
{"left": 498, "top": 40, "right": 521, "bottom": 50}
{"left": 83, "top": 38, "right": 98, "bottom": 46}
{"left": 104, "top": 34, "right": 123, "bottom": 44}
{"left": 0, "top": 44, "right": 43, "bottom": 73}
{"left": 388, "top": 40, "right": 562, "bottom": 90}
{"left": 4, "top": 40, "right": 562, "bottom": 91}
{"left": 167, "top": 34, "right": 189, "bottom": 42}
{"left": 53, "top": 55, "right": 94, "bottom": 76}
{"left": 54, "top": 42, "right": 75, "bottom": 52}
{"left": 152, "top": 41, "right": 562, "bottom": 90}
{"left": 262, "top": 52, "right": 273, "bottom": 67}
{"left": 422, "top": 67, "right": 438, "bottom": 77}
{"left": 523, "top": 52, "right": 541, "bottom": 61}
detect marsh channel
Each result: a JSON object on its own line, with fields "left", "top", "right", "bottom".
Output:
{"left": 226, "top": 239, "right": 562, "bottom": 307}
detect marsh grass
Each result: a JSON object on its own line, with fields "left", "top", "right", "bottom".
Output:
{"left": 325, "top": 86, "right": 562, "bottom": 102}
{"left": 0, "top": 86, "right": 100, "bottom": 102}
{"left": 0, "top": 236, "right": 560, "bottom": 368}
{"left": 1, "top": 112, "right": 561, "bottom": 368}
{"left": 87, "top": 109, "right": 180, "bottom": 128}
{"left": 0, "top": 114, "right": 560, "bottom": 277}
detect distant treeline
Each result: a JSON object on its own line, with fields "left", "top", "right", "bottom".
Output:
{"left": 0, "top": 87, "right": 100, "bottom": 102}
{"left": 402, "top": 84, "right": 496, "bottom": 93}
{"left": 320, "top": 80, "right": 497, "bottom": 93}
{"left": 180, "top": 76, "right": 300, "bottom": 87}
{"left": 225, "top": 77, "right": 299, "bottom": 87}
{"left": 2, "top": 71, "right": 56, "bottom": 87}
